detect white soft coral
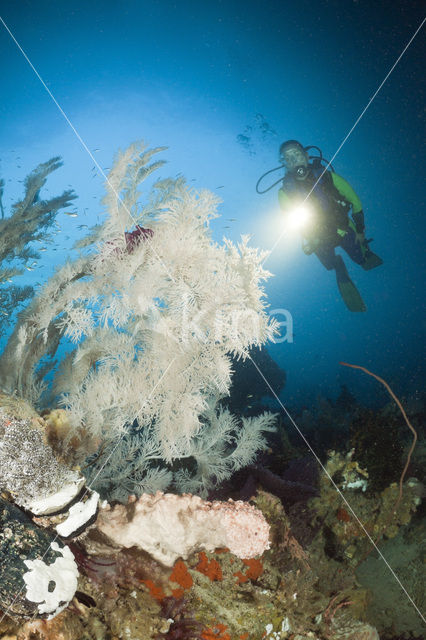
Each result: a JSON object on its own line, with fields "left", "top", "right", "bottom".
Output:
{"left": 0, "top": 141, "right": 279, "bottom": 498}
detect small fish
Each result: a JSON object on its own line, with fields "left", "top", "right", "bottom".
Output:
{"left": 77, "top": 224, "right": 88, "bottom": 230}
{"left": 227, "top": 218, "right": 236, "bottom": 222}
{"left": 39, "top": 247, "right": 47, "bottom": 251}
{"left": 25, "top": 266, "right": 34, "bottom": 271}
{"left": 63, "top": 212, "right": 78, "bottom": 217}
{"left": 216, "top": 185, "right": 225, "bottom": 189}
{"left": 247, "top": 394, "right": 253, "bottom": 398}
{"left": 92, "top": 148, "right": 100, "bottom": 152}
{"left": 223, "top": 225, "right": 231, "bottom": 229}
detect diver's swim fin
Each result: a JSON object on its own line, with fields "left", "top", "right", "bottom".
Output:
{"left": 334, "top": 256, "right": 367, "bottom": 312}
{"left": 337, "top": 280, "right": 367, "bottom": 312}
{"left": 361, "top": 250, "right": 383, "bottom": 271}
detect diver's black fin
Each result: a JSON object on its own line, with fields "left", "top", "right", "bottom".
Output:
{"left": 361, "top": 250, "right": 383, "bottom": 271}
{"left": 335, "top": 256, "right": 367, "bottom": 312}
{"left": 337, "top": 280, "right": 367, "bottom": 312}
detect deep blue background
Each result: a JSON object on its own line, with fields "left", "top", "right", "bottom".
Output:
{"left": 0, "top": 0, "right": 424, "bottom": 409}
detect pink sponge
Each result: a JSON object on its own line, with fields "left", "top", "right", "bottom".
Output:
{"left": 96, "top": 491, "right": 270, "bottom": 567}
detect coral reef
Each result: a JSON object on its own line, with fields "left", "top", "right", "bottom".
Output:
{"left": 0, "top": 497, "right": 78, "bottom": 618}
{"left": 0, "top": 148, "right": 423, "bottom": 639}
{"left": 309, "top": 449, "right": 422, "bottom": 566}
{"left": 0, "top": 143, "right": 278, "bottom": 500}
{"left": 1, "top": 487, "right": 383, "bottom": 639}
{"left": 0, "top": 482, "right": 386, "bottom": 639}
{"left": 0, "top": 403, "right": 85, "bottom": 515}
{"left": 0, "top": 396, "right": 99, "bottom": 538}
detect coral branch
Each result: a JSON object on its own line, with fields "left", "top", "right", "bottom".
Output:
{"left": 340, "top": 362, "right": 419, "bottom": 563}
{"left": 339, "top": 362, "right": 418, "bottom": 506}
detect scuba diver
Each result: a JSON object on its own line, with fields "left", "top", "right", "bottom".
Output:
{"left": 257, "top": 140, "right": 383, "bottom": 312}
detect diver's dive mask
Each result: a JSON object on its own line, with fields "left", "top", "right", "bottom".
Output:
{"left": 280, "top": 146, "right": 309, "bottom": 179}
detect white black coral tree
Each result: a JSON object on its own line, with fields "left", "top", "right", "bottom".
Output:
{"left": 0, "top": 142, "right": 279, "bottom": 499}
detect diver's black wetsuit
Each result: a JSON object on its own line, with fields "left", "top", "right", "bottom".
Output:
{"left": 278, "top": 164, "right": 382, "bottom": 311}
{"left": 315, "top": 226, "right": 365, "bottom": 270}
{"left": 278, "top": 164, "right": 367, "bottom": 268}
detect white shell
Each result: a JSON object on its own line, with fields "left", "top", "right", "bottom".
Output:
{"left": 22, "top": 541, "right": 78, "bottom": 617}
{"left": 56, "top": 489, "right": 99, "bottom": 537}
{"left": 28, "top": 476, "right": 86, "bottom": 515}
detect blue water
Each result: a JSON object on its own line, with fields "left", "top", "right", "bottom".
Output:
{"left": 0, "top": 0, "right": 424, "bottom": 408}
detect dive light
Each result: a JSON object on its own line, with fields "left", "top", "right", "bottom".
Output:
{"left": 286, "top": 203, "right": 313, "bottom": 231}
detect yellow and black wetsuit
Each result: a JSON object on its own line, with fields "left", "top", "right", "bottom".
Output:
{"left": 278, "top": 165, "right": 366, "bottom": 269}
{"left": 277, "top": 158, "right": 382, "bottom": 312}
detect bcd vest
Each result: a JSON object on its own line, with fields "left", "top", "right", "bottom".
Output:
{"left": 282, "top": 167, "right": 350, "bottom": 241}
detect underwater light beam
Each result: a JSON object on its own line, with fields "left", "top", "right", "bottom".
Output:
{"left": 284, "top": 203, "right": 313, "bottom": 232}
{"left": 264, "top": 14, "right": 426, "bottom": 264}
{"left": 247, "top": 353, "right": 426, "bottom": 623}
